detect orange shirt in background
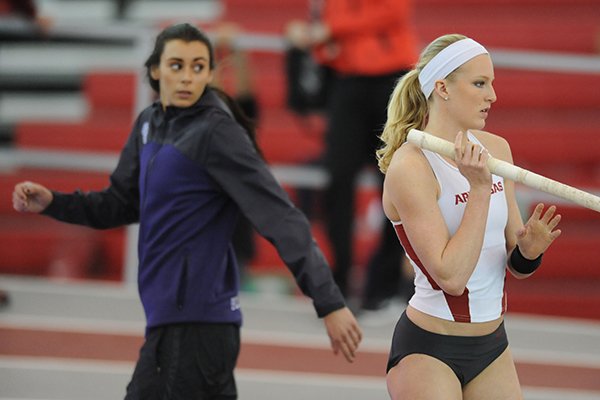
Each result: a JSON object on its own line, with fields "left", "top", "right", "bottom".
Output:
{"left": 314, "top": 0, "right": 419, "bottom": 76}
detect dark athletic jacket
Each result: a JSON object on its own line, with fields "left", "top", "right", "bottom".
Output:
{"left": 43, "top": 88, "right": 345, "bottom": 329}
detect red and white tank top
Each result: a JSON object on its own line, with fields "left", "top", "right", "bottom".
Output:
{"left": 394, "top": 134, "right": 509, "bottom": 323}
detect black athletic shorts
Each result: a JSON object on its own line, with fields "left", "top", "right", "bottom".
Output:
{"left": 125, "top": 322, "right": 240, "bottom": 400}
{"left": 387, "top": 311, "right": 508, "bottom": 386}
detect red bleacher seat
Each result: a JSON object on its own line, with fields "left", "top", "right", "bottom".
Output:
{"left": 415, "top": 0, "right": 600, "bottom": 54}
{"left": 83, "top": 71, "right": 136, "bottom": 111}
{"left": 493, "top": 70, "right": 600, "bottom": 110}
{"left": 15, "top": 117, "right": 131, "bottom": 152}
{"left": 248, "top": 53, "right": 287, "bottom": 108}
{"left": 257, "top": 109, "right": 325, "bottom": 164}
{"left": 0, "top": 169, "right": 125, "bottom": 281}
{"left": 0, "top": 215, "right": 100, "bottom": 278}
{"left": 486, "top": 108, "right": 600, "bottom": 164}
{"left": 506, "top": 276, "right": 600, "bottom": 320}
{"left": 15, "top": 72, "right": 134, "bottom": 152}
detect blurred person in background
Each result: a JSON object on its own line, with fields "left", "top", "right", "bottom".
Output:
{"left": 0, "top": 289, "right": 8, "bottom": 308}
{"left": 285, "top": 0, "right": 419, "bottom": 314}
{"left": 378, "top": 33, "right": 561, "bottom": 399}
{"left": 0, "top": 0, "right": 36, "bottom": 20}
{"left": 0, "top": 0, "right": 51, "bottom": 36}
{"left": 13, "top": 22, "right": 361, "bottom": 399}
{"left": 114, "top": 0, "right": 130, "bottom": 19}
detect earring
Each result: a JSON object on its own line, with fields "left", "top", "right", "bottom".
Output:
{"left": 444, "top": 97, "right": 449, "bottom": 101}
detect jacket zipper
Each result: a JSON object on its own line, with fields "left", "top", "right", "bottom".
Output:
{"left": 177, "top": 255, "right": 188, "bottom": 310}
{"left": 141, "top": 150, "right": 159, "bottom": 213}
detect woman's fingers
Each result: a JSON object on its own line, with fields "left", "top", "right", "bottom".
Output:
{"left": 454, "top": 132, "right": 487, "bottom": 165}
{"left": 541, "top": 205, "right": 557, "bottom": 223}
{"left": 530, "top": 203, "right": 544, "bottom": 221}
{"left": 548, "top": 213, "right": 562, "bottom": 231}
{"left": 454, "top": 131, "right": 464, "bottom": 159}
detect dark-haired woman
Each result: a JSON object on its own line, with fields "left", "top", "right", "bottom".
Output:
{"left": 13, "top": 23, "right": 361, "bottom": 399}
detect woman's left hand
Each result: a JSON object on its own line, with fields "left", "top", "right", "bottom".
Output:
{"left": 516, "top": 203, "right": 562, "bottom": 258}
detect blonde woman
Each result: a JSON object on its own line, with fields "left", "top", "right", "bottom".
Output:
{"left": 378, "top": 34, "right": 561, "bottom": 399}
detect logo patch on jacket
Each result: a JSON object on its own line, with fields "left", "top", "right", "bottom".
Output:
{"left": 230, "top": 296, "right": 241, "bottom": 311}
{"left": 141, "top": 122, "right": 149, "bottom": 144}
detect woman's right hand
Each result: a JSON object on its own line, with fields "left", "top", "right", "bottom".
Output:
{"left": 285, "top": 20, "right": 311, "bottom": 49}
{"left": 454, "top": 131, "right": 492, "bottom": 190}
{"left": 12, "top": 181, "right": 53, "bottom": 213}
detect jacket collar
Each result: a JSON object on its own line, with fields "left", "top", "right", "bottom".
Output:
{"left": 151, "top": 87, "right": 232, "bottom": 120}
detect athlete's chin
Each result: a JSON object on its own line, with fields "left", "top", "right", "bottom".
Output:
{"left": 473, "top": 119, "right": 486, "bottom": 130}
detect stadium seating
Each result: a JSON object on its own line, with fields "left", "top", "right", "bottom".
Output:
{"left": 1, "top": 0, "right": 598, "bottom": 318}
{"left": 0, "top": 70, "right": 133, "bottom": 280}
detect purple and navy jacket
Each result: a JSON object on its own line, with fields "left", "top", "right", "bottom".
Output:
{"left": 43, "top": 88, "right": 345, "bottom": 331}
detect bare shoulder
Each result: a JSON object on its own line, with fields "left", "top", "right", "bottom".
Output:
{"left": 383, "top": 142, "right": 438, "bottom": 222}
{"left": 385, "top": 142, "right": 437, "bottom": 194}
{"left": 470, "top": 129, "right": 513, "bottom": 163}
{"left": 387, "top": 142, "right": 431, "bottom": 178}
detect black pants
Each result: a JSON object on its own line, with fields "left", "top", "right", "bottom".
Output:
{"left": 323, "top": 71, "right": 407, "bottom": 300}
{"left": 125, "top": 323, "right": 240, "bottom": 400}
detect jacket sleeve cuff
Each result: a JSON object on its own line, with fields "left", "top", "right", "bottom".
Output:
{"left": 315, "top": 300, "right": 346, "bottom": 318}
{"left": 40, "top": 191, "right": 66, "bottom": 218}
{"left": 313, "top": 283, "right": 346, "bottom": 318}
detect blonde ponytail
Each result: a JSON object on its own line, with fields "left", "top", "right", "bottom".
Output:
{"left": 376, "top": 33, "right": 468, "bottom": 174}
{"left": 376, "top": 70, "right": 428, "bottom": 173}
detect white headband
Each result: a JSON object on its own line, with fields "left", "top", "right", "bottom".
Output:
{"left": 418, "top": 38, "right": 488, "bottom": 99}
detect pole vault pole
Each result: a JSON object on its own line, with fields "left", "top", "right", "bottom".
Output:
{"left": 406, "top": 129, "right": 600, "bottom": 213}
